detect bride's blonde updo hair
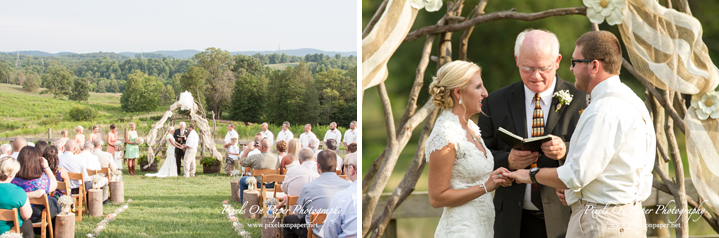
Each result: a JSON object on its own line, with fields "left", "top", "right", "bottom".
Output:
{"left": 429, "top": 61, "right": 482, "bottom": 109}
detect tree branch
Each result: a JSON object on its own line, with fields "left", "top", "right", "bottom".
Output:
{"left": 398, "top": 35, "right": 436, "bottom": 129}
{"left": 404, "top": 6, "right": 587, "bottom": 42}
{"left": 459, "top": 0, "right": 490, "bottom": 61}
{"left": 362, "top": 0, "right": 390, "bottom": 39}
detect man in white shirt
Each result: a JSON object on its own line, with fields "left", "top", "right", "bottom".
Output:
{"left": 91, "top": 139, "right": 117, "bottom": 174}
{"left": 281, "top": 148, "right": 320, "bottom": 197}
{"left": 58, "top": 140, "right": 91, "bottom": 191}
{"left": 0, "top": 144, "right": 11, "bottom": 157}
{"left": 224, "top": 123, "right": 239, "bottom": 149}
{"left": 322, "top": 122, "right": 342, "bottom": 147}
{"left": 259, "top": 122, "right": 274, "bottom": 144}
{"left": 81, "top": 142, "right": 109, "bottom": 202}
{"left": 183, "top": 124, "right": 200, "bottom": 178}
{"left": 342, "top": 121, "right": 357, "bottom": 148}
{"left": 298, "top": 124, "right": 317, "bottom": 149}
{"left": 276, "top": 121, "right": 294, "bottom": 144}
{"left": 322, "top": 153, "right": 357, "bottom": 237}
{"left": 11, "top": 137, "right": 27, "bottom": 159}
{"left": 508, "top": 31, "right": 656, "bottom": 238}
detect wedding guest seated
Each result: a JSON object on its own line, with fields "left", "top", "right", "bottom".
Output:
{"left": 283, "top": 150, "right": 351, "bottom": 238}
{"left": 275, "top": 140, "right": 288, "bottom": 165}
{"left": 34, "top": 141, "right": 48, "bottom": 158}
{"left": 80, "top": 142, "right": 109, "bottom": 202}
{"left": 91, "top": 139, "right": 116, "bottom": 174}
{"left": 277, "top": 148, "right": 319, "bottom": 211}
{"left": 309, "top": 138, "right": 320, "bottom": 153}
{"left": 279, "top": 139, "right": 301, "bottom": 172}
{"left": 44, "top": 146, "right": 69, "bottom": 199}
{"left": 0, "top": 156, "right": 34, "bottom": 238}
{"left": 314, "top": 139, "right": 343, "bottom": 171}
{"left": 322, "top": 153, "right": 358, "bottom": 237}
{"left": 58, "top": 140, "right": 92, "bottom": 195}
{"left": 11, "top": 146, "right": 59, "bottom": 223}
{"left": 238, "top": 138, "right": 280, "bottom": 203}
{"left": 11, "top": 137, "right": 27, "bottom": 159}
{"left": 0, "top": 144, "right": 11, "bottom": 156}
{"left": 74, "top": 126, "right": 86, "bottom": 145}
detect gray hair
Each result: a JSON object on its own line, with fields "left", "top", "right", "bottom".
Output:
{"left": 514, "top": 29, "right": 560, "bottom": 59}
{"left": 93, "top": 139, "right": 103, "bottom": 148}
{"left": 179, "top": 122, "right": 186, "bottom": 127}
{"left": 64, "top": 140, "right": 77, "bottom": 152}
{"left": 83, "top": 141, "right": 94, "bottom": 150}
{"left": 0, "top": 144, "right": 11, "bottom": 155}
{"left": 298, "top": 148, "right": 315, "bottom": 162}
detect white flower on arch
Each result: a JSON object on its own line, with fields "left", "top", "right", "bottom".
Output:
{"left": 583, "top": 0, "right": 627, "bottom": 25}
{"left": 410, "top": 0, "right": 443, "bottom": 12}
{"left": 691, "top": 92, "right": 719, "bottom": 120}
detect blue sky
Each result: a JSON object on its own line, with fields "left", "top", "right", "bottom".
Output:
{"left": 0, "top": 0, "right": 357, "bottom": 53}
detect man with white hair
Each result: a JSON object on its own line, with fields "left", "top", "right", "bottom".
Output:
{"left": 322, "top": 122, "right": 342, "bottom": 148}
{"left": 478, "top": 29, "right": 588, "bottom": 238}
{"left": 299, "top": 124, "right": 317, "bottom": 149}
{"left": 322, "top": 153, "right": 358, "bottom": 237}
{"left": 281, "top": 148, "right": 320, "bottom": 197}
{"left": 259, "top": 122, "right": 274, "bottom": 144}
{"left": 11, "top": 137, "right": 27, "bottom": 159}
{"left": 91, "top": 139, "right": 116, "bottom": 175}
{"left": 0, "top": 144, "right": 11, "bottom": 156}
{"left": 54, "top": 139, "right": 66, "bottom": 154}
{"left": 342, "top": 121, "right": 357, "bottom": 148}
{"left": 276, "top": 121, "right": 294, "bottom": 144}
{"left": 81, "top": 141, "right": 109, "bottom": 202}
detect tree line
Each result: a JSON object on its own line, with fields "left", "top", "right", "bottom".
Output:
{"left": 0, "top": 48, "right": 357, "bottom": 127}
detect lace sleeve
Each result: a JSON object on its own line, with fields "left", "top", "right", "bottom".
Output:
{"left": 424, "top": 111, "right": 464, "bottom": 162}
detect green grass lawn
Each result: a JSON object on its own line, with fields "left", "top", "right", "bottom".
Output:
{"left": 72, "top": 160, "right": 262, "bottom": 237}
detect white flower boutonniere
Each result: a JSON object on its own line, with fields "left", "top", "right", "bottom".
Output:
{"left": 553, "top": 90, "right": 573, "bottom": 112}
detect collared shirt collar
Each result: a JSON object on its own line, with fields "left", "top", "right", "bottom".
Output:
{"left": 63, "top": 151, "right": 74, "bottom": 157}
{"left": 523, "top": 75, "right": 558, "bottom": 106}
{"left": 590, "top": 75, "right": 620, "bottom": 101}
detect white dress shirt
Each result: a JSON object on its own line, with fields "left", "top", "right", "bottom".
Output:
{"left": 343, "top": 129, "right": 356, "bottom": 145}
{"left": 260, "top": 130, "right": 274, "bottom": 144}
{"left": 276, "top": 129, "right": 294, "bottom": 144}
{"left": 521, "top": 78, "right": 556, "bottom": 211}
{"left": 228, "top": 145, "right": 240, "bottom": 161}
{"left": 281, "top": 161, "right": 320, "bottom": 196}
{"left": 557, "top": 76, "right": 655, "bottom": 206}
{"left": 323, "top": 129, "right": 342, "bottom": 143}
{"left": 299, "top": 132, "right": 318, "bottom": 149}
{"left": 224, "top": 129, "right": 238, "bottom": 145}
{"left": 81, "top": 151, "right": 102, "bottom": 170}
{"left": 58, "top": 151, "right": 89, "bottom": 188}
{"left": 10, "top": 152, "right": 19, "bottom": 159}
{"left": 186, "top": 130, "right": 199, "bottom": 149}
{"left": 322, "top": 180, "right": 358, "bottom": 238}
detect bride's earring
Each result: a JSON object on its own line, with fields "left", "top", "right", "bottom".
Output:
{"left": 459, "top": 98, "right": 463, "bottom": 105}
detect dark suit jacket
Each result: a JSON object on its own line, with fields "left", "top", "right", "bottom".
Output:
{"left": 478, "top": 77, "right": 588, "bottom": 238}
{"left": 173, "top": 129, "right": 188, "bottom": 145}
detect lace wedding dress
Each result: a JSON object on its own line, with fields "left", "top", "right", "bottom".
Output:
{"left": 425, "top": 110, "right": 495, "bottom": 237}
{"left": 146, "top": 134, "right": 178, "bottom": 178}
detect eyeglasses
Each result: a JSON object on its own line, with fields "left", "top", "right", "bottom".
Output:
{"left": 519, "top": 65, "right": 555, "bottom": 75}
{"left": 571, "top": 59, "right": 603, "bottom": 67}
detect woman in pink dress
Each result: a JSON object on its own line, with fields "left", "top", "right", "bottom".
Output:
{"left": 74, "top": 126, "right": 86, "bottom": 145}
{"left": 106, "top": 124, "right": 119, "bottom": 154}
{"left": 88, "top": 125, "right": 102, "bottom": 145}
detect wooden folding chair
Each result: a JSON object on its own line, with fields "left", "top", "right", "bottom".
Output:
{"left": 242, "top": 167, "right": 252, "bottom": 176}
{"left": 286, "top": 195, "right": 299, "bottom": 215}
{"left": 0, "top": 208, "right": 20, "bottom": 233}
{"left": 97, "top": 167, "right": 111, "bottom": 199}
{"left": 29, "top": 193, "right": 54, "bottom": 238}
{"left": 280, "top": 168, "right": 287, "bottom": 175}
{"left": 67, "top": 172, "right": 86, "bottom": 221}
{"left": 339, "top": 175, "right": 347, "bottom": 180}
{"left": 307, "top": 212, "right": 327, "bottom": 238}
{"left": 56, "top": 181, "right": 70, "bottom": 196}
{"left": 253, "top": 169, "right": 280, "bottom": 207}
{"left": 260, "top": 174, "right": 285, "bottom": 212}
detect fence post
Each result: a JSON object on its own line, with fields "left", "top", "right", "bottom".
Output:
{"left": 48, "top": 128, "right": 52, "bottom": 139}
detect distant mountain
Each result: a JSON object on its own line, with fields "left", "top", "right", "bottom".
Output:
{"left": 3, "top": 48, "right": 356, "bottom": 59}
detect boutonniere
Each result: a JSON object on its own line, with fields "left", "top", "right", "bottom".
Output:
{"left": 553, "top": 90, "right": 573, "bottom": 112}
{"left": 579, "top": 109, "right": 585, "bottom": 115}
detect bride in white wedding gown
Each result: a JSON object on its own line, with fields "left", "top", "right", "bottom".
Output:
{"left": 146, "top": 127, "right": 178, "bottom": 178}
{"left": 426, "top": 61, "right": 512, "bottom": 237}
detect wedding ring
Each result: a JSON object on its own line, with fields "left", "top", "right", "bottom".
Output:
{"left": 497, "top": 174, "right": 501, "bottom": 178}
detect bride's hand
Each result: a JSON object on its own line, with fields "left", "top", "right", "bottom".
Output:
{"left": 486, "top": 168, "right": 511, "bottom": 192}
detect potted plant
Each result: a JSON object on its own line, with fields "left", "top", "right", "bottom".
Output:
{"left": 138, "top": 155, "right": 160, "bottom": 172}
{"left": 201, "top": 157, "right": 221, "bottom": 173}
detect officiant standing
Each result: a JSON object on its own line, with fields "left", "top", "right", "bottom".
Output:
{"left": 506, "top": 31, "right": 656, "bottom": 238}
{"left": 174, "top": 122, "right": 188, "bottom": 176}
{"left": 478, "top": 29, "right": 588, "bottom": 238}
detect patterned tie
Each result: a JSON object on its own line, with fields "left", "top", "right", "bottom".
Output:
{"left": 531, "top": 93, "right": 543, "bottom": 211}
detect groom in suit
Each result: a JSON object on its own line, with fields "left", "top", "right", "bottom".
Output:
{"left": 478, "top": 29, "right": 588, "bottom": 238}
{"left": 174, "top": 122, "right": 188, "bottom": 175}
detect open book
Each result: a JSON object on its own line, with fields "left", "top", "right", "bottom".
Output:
{"left": 497, "top": 127, "right": 552, "bottom": 152}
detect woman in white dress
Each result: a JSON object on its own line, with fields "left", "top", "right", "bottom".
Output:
{"left": 146, "top": 127, "right": 178, "bottom": 178}
{"left": 426, "top": 61, "right": 512, "bottom": 237}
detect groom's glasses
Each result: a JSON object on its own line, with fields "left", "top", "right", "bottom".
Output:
{"left": 571, "top": 58, "right": 603, "bottom": 67}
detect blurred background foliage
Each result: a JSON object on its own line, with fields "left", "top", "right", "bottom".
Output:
{"left": 363, "top": 0, "right": 719, "bottom": 236}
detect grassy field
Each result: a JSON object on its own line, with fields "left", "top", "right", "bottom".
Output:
{"left": 266, "top": 62, "right": 299, "bottom": 70}
{"left": 72, "top": 160, "right": 262, "bottom": 238}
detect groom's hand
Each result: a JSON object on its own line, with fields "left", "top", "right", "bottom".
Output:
{"left": 556, "top": 189, "right": 567, "bottom": 206}
{"left": 508, "top": 150, "right": 539, "bottom": 170}
{"left": 541, "top": 136, "right": 566, "bottom": 160}
{"left": 504, "top": 169, "right": 531, "bottom": 184}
